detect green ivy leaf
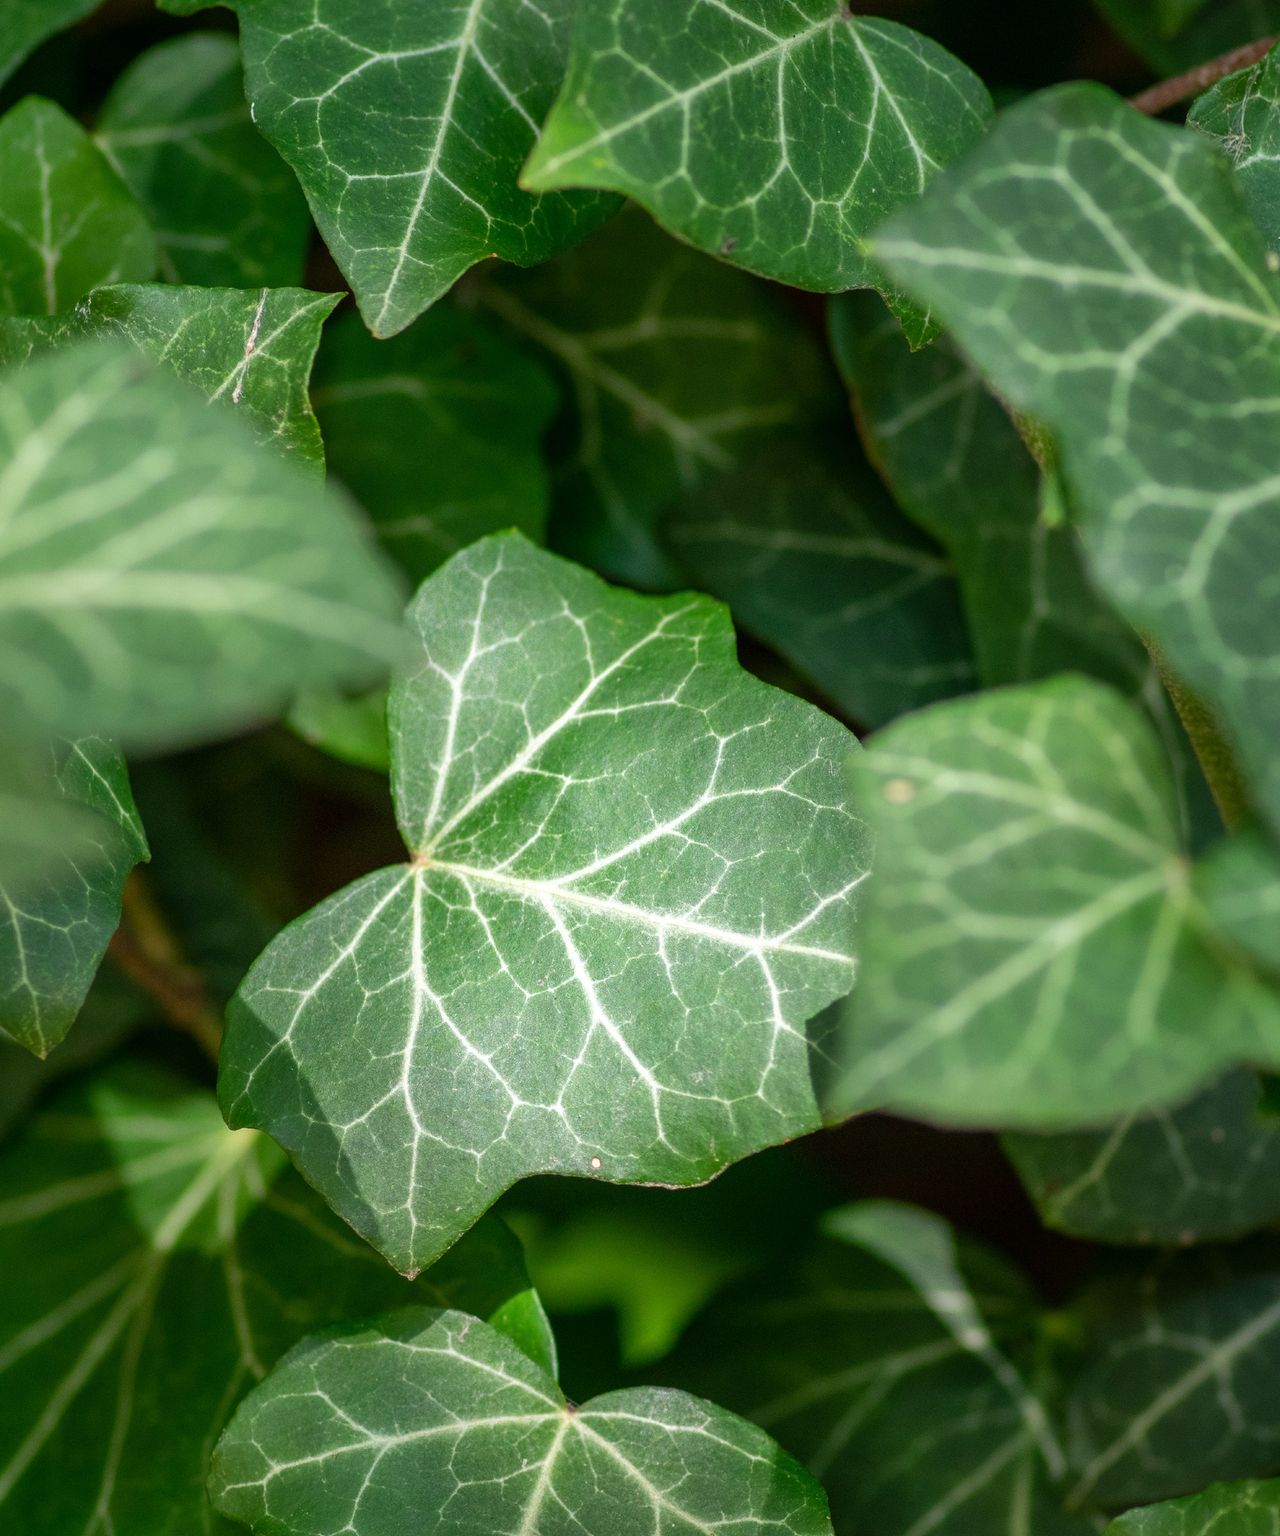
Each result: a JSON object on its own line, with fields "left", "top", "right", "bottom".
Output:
{"left": 314, "top": 305, "right": 558, "bottom": 581}
{"left": 1066, "top": 1243, "right": 1280, "bottom": 1508}
{"left": 830, "top": 676, "right": 1280, "bottom": 1128}
{"left": 481, "top": 207, "right": 832, "bottom": 589}
{"left": 1005, "top": 1070, "right": 1280, "bottom": 1245}
{"left": 1195, "top": 831, "right": 1280, "bottom": 976}
{"left": 1189, "top": 42, "right": 1280, "bottom": 260}
{"left": 0, "top": 738, "right": 146, "bottom": 1058}
{"left": 875, "top": 85, "right": 1280, "bottom": 839}
{"left": 0, "top": 1064, "right": 547, "bottom": 1533}
{"left": 0, "top": 1, "right": 101, "bottom": 88}
{"left": 0, "top": 284, "right": 339, "bottom": 472}
{"left": 0, "top": 97, "right": 154, "bottom": 316}
{"left": 1105, "top": 1480, "right": 1280, "bottom": 1533}
{"left": 524, "top": 1, "right": 991, "bottom": 337}
{"left": 288, "top": 686, "right": 391, "bottom": 775}
{"left": 666, "top": 1201, "right": 1089, "bottom": 1535}
{"left": 95, "top": 34, "right": 312, "bottom": 289}
{"left": 0, "top": 341, "right": 404, "bottom": 749}
{"left": 181, "top": 0, "right": 614, "bottom": 337}
{"left": 210, "top": 1305, "right": 834, "bottom": 1536}
{"left": 830, "top": 291, "right": 1152, "bottom": 698}
{"left": 221, "top": 533, "right": 865, "bottom": 1276}
{"left": 665, "top": 427, "right": 975, "bottom": 728}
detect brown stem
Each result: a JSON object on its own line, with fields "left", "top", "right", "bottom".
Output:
{"left": 1130, "top": 35, "right": 1277, "bottom": 116}
{"left": 107, "top": 873, "right": 222, "bottom": 1062}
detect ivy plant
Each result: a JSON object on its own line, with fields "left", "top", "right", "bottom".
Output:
{"left": 4, "top": 3, "right": 1280, "bottom": 1534}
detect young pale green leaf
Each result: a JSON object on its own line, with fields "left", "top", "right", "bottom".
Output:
{"left": 1105, "top": 1480, "right": 1280, "bottom": 1534}
{"left": 314, "top": 305, "right": 557, "bottom": 580}
{"left": 1093, "top": 0, "right": 1280, "bottom": 71}
{"left": 0, "top": 738, "right": 146, "bottom": 1059}
{"left": 875, "top": 85, "right": 1280, "bottom": 840}
{"left": 830, "top": 291, "right": 1153, "bottom": 698}
{"left": 1005, "top": 1070, "right": 1280, "bottom": 1245}
{"left": 0, "top": 284, "right": 339, "bottom": 471}
{"left": 0, "top": 1, "right": 101, "bottom": 87}
{"left": 96, "top": 33, "right": 312, "bottom": 289}
{"left": 523, "top": 0, "right": 992, "bottom": 338}
{"left": 666, "top": 1201, "right": 1088, "bottom": 1535}
{"left": 0, "top": 97, "right": 154, "bottom": 316}
{"left": 1190, "top": 42, "right": 1280, "bottom": 259}
{"left": 186, "top": 0, "right": 614, "bottom": 337}
{"left": 221, "top": 533, "right": 865, "bottom": 1276}
{"left": 831, "top": 676, "right": 1280, "bottom": 1129}
{"left": 481, "top": 207, "right": 832, "bottom": 589}
{"left": 1066, "top": 1243, "right": 1280, "bottom": 1508}
{"left": 665, "top": 427, "right": 975, "bottom": 728}
{"left": 0, "top": 1064, "right": 547, "bottom": 1534}
{"left": 0, "top": 341, "right": 404, "bottom": 749}
{"left": 1195, "top": 831, "right": 1280, "bottom": 977}
{"left": 210, "top": 1305, "right": 834, "bottom": 1536}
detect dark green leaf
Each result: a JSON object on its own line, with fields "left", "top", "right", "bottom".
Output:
{"left": 0, "top": 284, "right": 339, "bottom": 471}
{"left": 96, "top": 33, "right": 312, "bottom": 289}
{"left": 313, "top": 304, "right": 557, "bottom": 580}
{"left": 0, "top": 738, "right": 146, "bottom": 1058}
{"left": 1094, "top": 0, "right": 1280, "bottom": 72}
{"left": 0, "top": 1, "right": 102, "bottom": 88}
{"left": 194, "top": 0, "right": 614, "bottom": 337}
{"left": 666, "top": 426, "right": 975, "bottom": 727}
{"left": 1190, "top": 42, "right": 1280, "bottom": 260}
{"left": 0, "top": 1064, "right": 544, "bottom": 1533}
{"left": 1105, "top": 1480, "right": 1280, "bottom": 1533}
{"left": 221, "top": 533, "right": 865, "bottom": 1275}
{"left": 831, "top": 676, "right": 1280, "bottom": 1128}
{"left": 0, "top": 97, "right": 154, "bottom": 316}
{"left": 210, "top": 1305, "right": 834, "bottom": 1536}
{"left": 875, "top": 85, "right": 1280, "bottom": 839}
{"left": 481, "top": 207, "right": 832, "bottom": 589}
{"left": 524, "top": 0, "right": 992, "bottom": 336}
{"left": 0, "top": 341, "right": 404, "bottom": 749}
{"left": 1006, "top": 1070, "right": 1280, "bottom": 1244}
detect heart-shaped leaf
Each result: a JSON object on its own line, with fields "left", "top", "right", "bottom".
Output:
{"left": 210, "top": 1305, "right": 834, "bottom": 1536}
{"left": 524, "top": 0, "right": 992, "bottom": 339}
{"left": 830, "top": 676, "right": 1280, "bottom": 1128}
{"left": 221, "top": 532, "right": 864, "bottom": 1275}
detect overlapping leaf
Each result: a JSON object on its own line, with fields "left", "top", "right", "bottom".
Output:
{"left": 1006, "top": 1070, "right": 1280, "bottom": 1244}
{"left": 524, "top": 0, "right": 992, "bottom": 338}
{"left": 0, "top": 341, "right": 404, "bottom": 748}
{"left": 875, "top": 85, "right": 1280, "bottom": 838}
{"left": 211, "top": 1305, "right": 834, "bottom": 1536}
{"left": 665, "top": 426, "right": 975, "bottom": 728}
{"left": 666, "top": 1201, "right": 1086, "bottom": 1535}
{"left": 1190, "top": 41, "right": 1280, "bottom": 258}
{"left": 0, "top": 1, "right": 101, "bottom": 88}
{"left": 0, "top": 98, "right": 154, "bottom": 316}
{"left": 1094, "top": 0, "right": 1280, "bottom": 72}
{"left": 1195, "top": 831, "right": 1280, "bottom": 975}
{"left": 481, "top": 207, "right": 832, "bottom": 588}
{"left": 1106, "top": 1480, "right": 1280, "bottom": 1533}
{"left": 1067, "top": 1242, "right": 1280, "bottom": 1507}
{"left": 0, "top": 1065, "right": 548, "bottom": 1534}
{"left": 221, "top": 534, "right": 865, "bottom": 1276}
{"left": 181, "top": 0, "right": 614, "bottom": 337}
{"left": 96, "top": 33, "right": 312, "bottom": 288}
{"left": 830, "top": 290, "right": 1153, "bottom": 696}
{"left": 313, "top": 305, "right": 557, "bottom": 580}
{"left": 831, "top": 676, "right": 1280, "bottom": 1128}
{"left": 0, "top": 739, "right": 146, "bottom": 1058}
{"left": 0, "top": 284, "right": 339, "bottom": 470}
